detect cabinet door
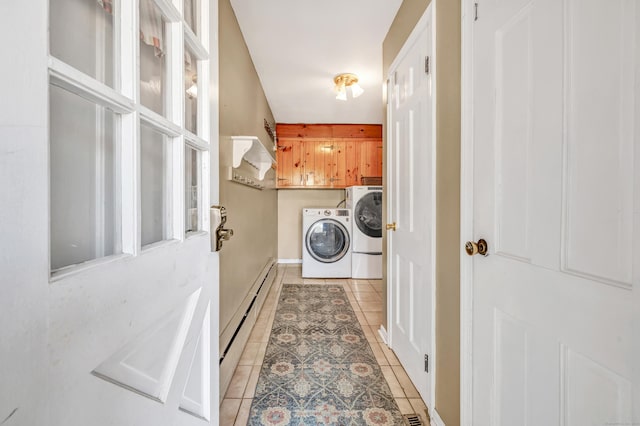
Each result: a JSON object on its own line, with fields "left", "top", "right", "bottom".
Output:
{"left": 359, "top": 139, "right": 383, "bottom": 180}
{"left": 331, "top": 139, "right": 347, "bottom": 187}
{"left": 278, "top": 137, "right": 382, "bottom": 189}
{"left": 344, "top": 139, "right": 360, "bottom": 187}
{"left": 303, "top": 139, "right": 333, "bottom": 187}
{"left": 276, "top": 138, "right": 304, "bottom": 187}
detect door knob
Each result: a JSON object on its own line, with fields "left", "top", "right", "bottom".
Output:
{"left": 465, "top": 239, "right": 488, "bottom": 256}
{"left": 386, "top": 222, "right": 397, "bottom": 231}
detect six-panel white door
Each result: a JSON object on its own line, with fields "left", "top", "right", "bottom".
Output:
{"left": 469, "top": 0, "right": 638, "bottom": 424}
{"left": 387, "top": 4, "right": 436, "bottom": 406}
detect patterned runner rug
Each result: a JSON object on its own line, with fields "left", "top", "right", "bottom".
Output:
{"left": 248, "top": 284, "right": 404, "bottom": 425}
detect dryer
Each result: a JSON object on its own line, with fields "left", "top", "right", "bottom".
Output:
{"left": 302, "top": 208, "right": 352, "bottom": 278}
{"left": 346, "top": 186, "right": 383, "bottom": 279}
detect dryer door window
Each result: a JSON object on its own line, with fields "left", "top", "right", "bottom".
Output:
{"left": 306, "top": 219, "right": 350, "bottom": 263}
{"left": 354, "top": 191, "right": 382, "bottom": 238}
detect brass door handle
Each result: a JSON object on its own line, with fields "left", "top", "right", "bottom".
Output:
{"left": 465, "top": 239, "right": 488, "bottom": 256}
{"left": 386, "top": 222, "right": 397, "bottom": 231}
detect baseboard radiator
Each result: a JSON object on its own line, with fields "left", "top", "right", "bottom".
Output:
{"left": 219, "top": 258, "right": 277, "bottom": 400}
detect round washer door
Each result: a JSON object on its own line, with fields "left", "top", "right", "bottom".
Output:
{"left": 305, "top": 219, "right": 350, "bottom": 263}
{"left": 354, "top": 191, "right": 382, "bottom": 238}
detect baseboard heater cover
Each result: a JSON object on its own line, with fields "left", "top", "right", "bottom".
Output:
{"left": 219, "top": 261, "right": 277, "bottom": 364}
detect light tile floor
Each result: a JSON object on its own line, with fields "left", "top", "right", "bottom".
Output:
{"left": 220, "top": 264, "right": 431, "bottom": 425}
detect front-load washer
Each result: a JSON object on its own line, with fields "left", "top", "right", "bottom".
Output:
{"left": 302, "top": 208, "right": 352, "bottom": 278}
{"left": 346, "top": 186, "right": 383, "bottom": 279}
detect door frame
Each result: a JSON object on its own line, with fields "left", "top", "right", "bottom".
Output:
{"left": 459, "top": 0, "right": 474, "bottom": 424}
{"left": 385, "top": 1, "right": 438, "bottom": 412}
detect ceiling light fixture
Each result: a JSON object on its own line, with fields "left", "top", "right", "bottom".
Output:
{"left": 334, "top": 73, "right": 364, "bottom": 101}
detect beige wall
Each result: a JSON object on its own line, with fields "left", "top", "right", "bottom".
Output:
{"left": 277, "top": 189, "right": 345, "bottom": 260}
{"left": 218, "top": 0, "right": 278, "bottom": 335}
{"left": 383, "top": 1, "right": 461, "bottom": 425}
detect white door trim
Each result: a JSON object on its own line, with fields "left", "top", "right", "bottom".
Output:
{"left": 460, "top": 0, "right": 474, "bottom": 424}
{"left": 385, "top": 1, "right": 437, "bottom": 412}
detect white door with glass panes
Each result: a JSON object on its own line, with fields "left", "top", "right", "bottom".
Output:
{"left": 0, "top": 0, "right": 218, "bottom": 424}
{"left": 464, "top": 0, "right": 639, "bottom": 425}
{"left": 386, "top": 4, "right": 435, "bottom": 407}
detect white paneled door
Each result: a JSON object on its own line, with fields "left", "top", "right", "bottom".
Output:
{"left": 466, "top": 0, "right": 638, "bottom": 424}
{"left": 387, "top": 4, "right": 436, "bottom": 407}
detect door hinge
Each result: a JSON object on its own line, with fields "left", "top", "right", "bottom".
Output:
{"left": 474, "top": 2, "right": 479, "bottom": 21}
{"left": 424, "top": 354, "right": 429, "bottom": 373}
{"left": 424, "top": 56, "right": 430, "bottom": 75}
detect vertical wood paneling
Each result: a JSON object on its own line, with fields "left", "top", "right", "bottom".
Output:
{"left": 276, "top": 138, "right": 293, "bottom": 187}
{"left": 276, "top": 138, "right": 303, "bottom": 187}
{"left": 345, "top": 139, "right": 360, "bottom": 187}
{"left": 333, "top": 139, "right": 346, "bottom": 187}
{"left": 360, "top": 139, "right": 384, "bottom": 180}
{"left": 373, "top": 139, "right": 383, "bottom": 177}
{"left": 322, "top": 140, "right": 332, "bottom": 186}
{"left": 359, "top": 141, "right": 369, "bottom": 181}
{"left": 291, "top": 139, "right": 303, "bottom": 186}
{"left": 303, "top": 140, "right": 316, "bottom": 186}
{"left": 276, "top": 123, "right": 382, "bottom": 139}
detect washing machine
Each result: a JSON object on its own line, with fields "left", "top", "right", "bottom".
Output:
{"left": 302, "top": 208, "right": 352, "bottom": 278}
{"left": 346, "top": 186, "right": 383, "bottom": 279}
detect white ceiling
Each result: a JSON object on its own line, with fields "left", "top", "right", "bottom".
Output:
{"left": 229, "top": 0, "right": 403, "bottom": 125}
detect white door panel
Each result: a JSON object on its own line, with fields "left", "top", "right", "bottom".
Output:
{"left": 469, "top": 0, "right": 638, "bottom": 424}
{"left": 180, "top": 303, "right": 212, "bottom": 418}
{"left": 48, "top": 239, "right": 216, "bottom": 425}
{"left": 387, "top": 4, "right": 435, "bottom": 406}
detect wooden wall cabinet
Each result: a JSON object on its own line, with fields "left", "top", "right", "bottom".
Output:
{"left": 276, "top": 124, "right": 382, "bottom": 189}
{"left": 276, "top": 138, "right": 304, "bottom": 187}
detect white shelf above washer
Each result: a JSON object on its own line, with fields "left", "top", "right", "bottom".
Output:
{"left": 231, "top": 136, "right": 276, "bottom": 180}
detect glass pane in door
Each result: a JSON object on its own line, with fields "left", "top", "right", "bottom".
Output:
{"left": 185, "top": 145, "right": 199, "bottom": 234}
{"left": 140, "top": 0, "right": 167, "bottom": 116}
{"left": 50, "top": 85, "right": 119, "bottom": 270}
{"left": 50, "top": 0, "right": 115, "bottom": 87}
{"left": 141, "top": 123, "right": 169, "bottom": 246}
{"left": 184, "top": 45, "right": 198, "bottom": 134}
{"left": 184, "top": 0, "right": 199, "bottom": 35}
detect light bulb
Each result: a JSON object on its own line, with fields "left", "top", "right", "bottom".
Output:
{"left": 350, "top": 83, "right": 364, "bottom": 98}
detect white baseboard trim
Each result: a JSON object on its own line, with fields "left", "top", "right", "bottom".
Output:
{"left": 430, "top": 408, "right": 445, "bottom": 426}
{"left": 278, "top": 258, "right": 302, "bottom": 264}
{"left": 377, "top": 325, "right": 388, "bottom": 345}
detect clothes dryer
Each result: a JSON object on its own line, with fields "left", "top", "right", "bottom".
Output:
{"left": 346, "top": 186, "right": 383, "bottom": 279}
{"left": 302, "top": 208, "right": 352, "bottom": 278}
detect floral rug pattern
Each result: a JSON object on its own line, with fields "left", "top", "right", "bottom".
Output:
{"left": 248, "top": 284, "right": 404, "bottom": 425}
